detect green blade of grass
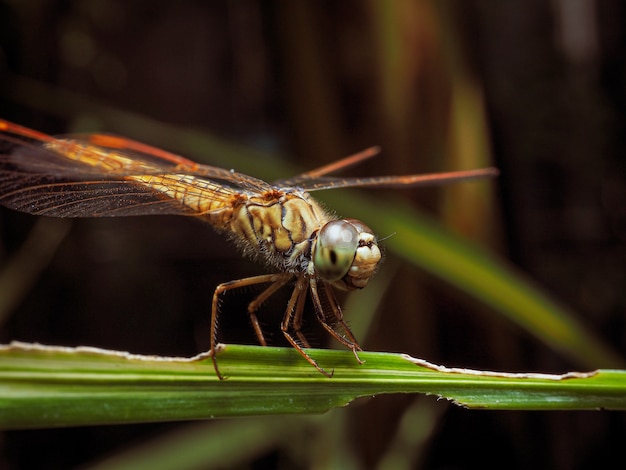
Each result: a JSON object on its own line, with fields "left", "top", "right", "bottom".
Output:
{"left": 2, "top": 342, "right": 625, "bottom": 430}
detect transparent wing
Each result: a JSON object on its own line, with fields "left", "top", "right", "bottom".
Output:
{"left": 274, "top": 145, "right": 498, "bottom": 191}
{"left": 72, "top": 132, "right": 273, "bottom": 191}
{"left": 0, "top": 120, "right": 497, "bottom": 219}
{"left": 280, "top": 167, "right": 499, "bottom": 192}
{"left": 0, "top": 120, "right": 270, "bottom": 218}
{"left": 278, "top": 146, "right": 382, "bottom": 182}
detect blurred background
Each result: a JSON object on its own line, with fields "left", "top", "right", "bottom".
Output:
{"left": 1, "top": 1, "right": 625, "bottom": 468}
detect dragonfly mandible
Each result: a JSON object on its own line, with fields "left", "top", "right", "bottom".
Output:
{"left": 0, "top": 119, "right": 498, "bottom": 379}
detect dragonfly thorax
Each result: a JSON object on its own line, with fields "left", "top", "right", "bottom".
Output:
{"left": 311, "top": 218, "right": 381, "bottom": 291}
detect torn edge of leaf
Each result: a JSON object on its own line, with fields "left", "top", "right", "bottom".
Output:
{"left": 0, "top": 340, "right": 218, "bottom": 362}
{"left": 401, "top": 354, "right": 597, "bottom": 380}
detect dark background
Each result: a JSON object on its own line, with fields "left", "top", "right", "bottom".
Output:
{"left": 1, "top": 1, "right": 625, "bottom": 468}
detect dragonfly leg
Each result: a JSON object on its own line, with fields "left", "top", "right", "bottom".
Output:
{"left": 281, "top": 276, "right": 333, "bottom": 377}
{"left": 325, "top": 285, "right": 362, "bottom": 349}
{"left": 247, "top": 275, "right": 293, "bottom": 346}
{"left": 210, "top": 273, "right": 292, "bottom": 380}
{"left": 325, "top": 284, "right": 364, "bottom": 364}
{"left": 291, "top": 282, "right": 311, "bottom": 348}
{"left": 309, "top": 278, "right": 364, "bottom": 364}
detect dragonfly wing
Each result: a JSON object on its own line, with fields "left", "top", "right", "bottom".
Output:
{"left": 273, "top": 145, "right": 497, "bottom": 191}
{"left": 0, "top": 122, "right": 249, "bottom": 218}
{"left": 281, "top": 168, "right": 499, "bottom": 192}
{"left": 75, "top": 132, "right": 273, "bottom": 192}
{"left": 0, "top": 150, "right": 241, "bottom": 217}
{"left": 0, "top": 177, "right": 202, "bottom": 217}
{"left": 0, "top": 120, "right": 273, "bottom": 189}
{"left": 77, "top": 133, "right": 202, "bottom": 169}
{"left": 274, "top": 146, "right": 381, "bottom": 185}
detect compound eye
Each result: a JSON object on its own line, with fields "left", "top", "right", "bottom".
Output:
{"left": 313, "top": 220, "right": 359, "bottom": 281}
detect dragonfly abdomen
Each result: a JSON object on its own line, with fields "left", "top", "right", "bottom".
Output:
{"left": 128, "top": 173, "right": 241, "bottom": 224}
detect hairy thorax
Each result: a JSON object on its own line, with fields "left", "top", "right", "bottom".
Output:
{"left": 221, "top": 189, "right": 333, "bottom": 273}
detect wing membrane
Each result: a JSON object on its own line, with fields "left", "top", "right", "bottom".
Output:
{"left": 76, "top": 132, "right": 272, "bottom": 191}
{"left": 279, "top": 167, "right": 499, "bottom": 191}
{"left": 278, "top": 146, "right": 381, "bottom": 182}
{"left": 0, "top": 119, "right": 498, "bottom": 218}
{"left": 0, "top": 178, "right": 199, "bottom": 217}
{"left": 0, "top": 120, "right": 270, "bottom": 218}
{"left": 272, "top": 143, "right": 497, "bottom": 190}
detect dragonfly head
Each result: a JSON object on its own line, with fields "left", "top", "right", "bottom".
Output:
{"left": 312, "top": 218, "right": 381, "bottom": 291}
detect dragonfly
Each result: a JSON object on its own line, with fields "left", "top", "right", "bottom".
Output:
{"left": 0, "top": 119, "right": 498, "bottom": 379}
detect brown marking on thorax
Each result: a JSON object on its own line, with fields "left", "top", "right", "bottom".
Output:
{"left": 229, "top": 190, "right": 333, "bottom": 269}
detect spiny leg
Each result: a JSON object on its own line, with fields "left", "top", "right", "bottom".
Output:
{"left": 210, "top": 273, "right": 291, "bottom": 380}
{"left": 291, "top": 282, "right": 311, "bottom": 348}
{"left": 246, "top": 274, "right": 293, "bottom": 346}
{"left": 281, "top": 276, "right": 333, "bottom": 377}
{"left": 309, "top": 277, "right": 364, "bottom": 364}
{"left": 325, "top": 283, "right": 362, "bottom": 349}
